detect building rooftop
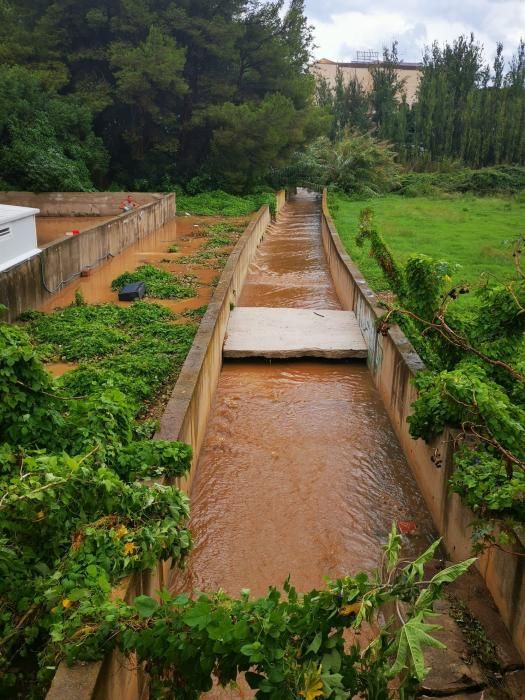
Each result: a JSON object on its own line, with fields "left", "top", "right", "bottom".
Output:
{"left": 0, "top": 204, "right": 40, "bottom": 226}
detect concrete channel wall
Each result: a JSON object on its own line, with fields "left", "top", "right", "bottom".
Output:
{"left": 156, "top": 204, "right": 273, "bottom": 478}
{"left": 0, "top": 194, "right": 175, "bottom": 321}
{"left": 0, "top": 191, "right": 162, "bottom": 216}
{"left": 45, "top": 196, "right": 284, "bottom": 700}
{"left": 320, "top": 189, "right": 525, "bottom": 663}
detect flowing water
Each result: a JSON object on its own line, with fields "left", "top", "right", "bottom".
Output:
{"left": 172, "top": 190, "right": 436, "bottom": 697}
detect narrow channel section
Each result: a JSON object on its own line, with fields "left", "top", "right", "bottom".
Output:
{"left": 173, "top": 189, "right": 435, "bottom": 598}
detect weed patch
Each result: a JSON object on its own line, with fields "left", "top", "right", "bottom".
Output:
{"left": 177, "top": 190, "right": 275, "bottom": 216}
{"left": 111, "top": 264, "right": 197, "bottom": 300}
{"left": 24, "top": 302, "right": 196, "bottom": 413}
{"left": 182, "top": 305, "right": 208, "bottom": 321}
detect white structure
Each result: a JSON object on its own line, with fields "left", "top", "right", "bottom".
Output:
{"left": 0, "top": 204, "right": 41, "bottom": 272}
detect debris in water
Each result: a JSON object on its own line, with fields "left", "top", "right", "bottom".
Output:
{"left": 397, "top": 520, "right": 418, "bottom": 535}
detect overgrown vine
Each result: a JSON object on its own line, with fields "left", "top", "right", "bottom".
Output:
{"left": 1, "top": 298, "right": 474, "bottom": 698}
{"left": 357, "top": 210, "right": 525, "bottom": 553}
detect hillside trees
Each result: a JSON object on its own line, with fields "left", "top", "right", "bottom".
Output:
{"left": 0, "top": 0, "right": 324, "bottom": 190}
{"left": 317, "top": 34, "right": 525, "bottom": 170}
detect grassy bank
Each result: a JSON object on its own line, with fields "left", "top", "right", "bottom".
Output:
{"left": 329, "top": 193, "right": 525, "bottom": 296}
{"left": 176, "top": 189, "right": 276, "bottom": 216}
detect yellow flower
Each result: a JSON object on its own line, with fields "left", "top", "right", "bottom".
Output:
{"left": 299, "top": 666, "right": 325, "bottom": 700}
{"left": 339, "top": 601, "right": 361, "bottom": 616}
{"left": 62, "top": 598, "right": 72, "bottom": 609}
{"left": 115, "top": 525, "right": 129, "bottom": 539}
{"left": 123, "top": 542, "right": 138, "bottom": 556}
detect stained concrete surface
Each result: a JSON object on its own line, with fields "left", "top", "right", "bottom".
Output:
{"left": 223, "top": 307, "right": 368, "bottom": 358}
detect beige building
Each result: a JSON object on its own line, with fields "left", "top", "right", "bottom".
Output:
{"left": 312, "top": 58, "right": 423, "bottom": 106}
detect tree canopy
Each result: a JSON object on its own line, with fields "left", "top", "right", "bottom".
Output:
{"left": 317, "top": 35, "right": 525, "bottom": 171}
{"left": 0, "top": 0, "right": 326, "bottom": 191}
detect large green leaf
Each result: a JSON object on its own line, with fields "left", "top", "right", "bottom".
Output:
{"left": 389, "top": 613, "right": 445, "bottom": 681}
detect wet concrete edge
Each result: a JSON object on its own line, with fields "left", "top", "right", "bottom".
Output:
{"left": 45, "top": 195, "right": 284, "bottom": 700}
{"left": 320, "top": 188, "right": 525, "bottom": 668}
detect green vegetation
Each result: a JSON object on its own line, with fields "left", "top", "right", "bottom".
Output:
{"left": 340, "top": 201, "right": 525, "bottom": 553}
{"left": 0, "top": 1, "right": 324, "bottom": 191}
{"left": 111, "top": 264, "right": 196, "bottom": 300}
{"left": 398, "top": 166, "right": 525, "bottom": 197}
{"left": 447, "top": 596, "right": 499, "bottom": 673}
{"left": 0, "top": 65, "right": 107, "bottom": 191}
{"left": 53, "top": 526, "right": 473, "bottom": 699}
{"left": 177, "top": 190, "right": 276, "bottom": 216}
{"left": 23, "top": 302, "right": 197, "bottom": 413}
{"left": 0, "top": 306, "right": 194, "bottom": 696}
{"left": 317, "top": 37, "right": 525, "bottom": 170}
{"left": 182, "top": 305, "right": 208, "bottom": 321}
{"left": 275, "top": 132, "right": 401, "bottom": 195}
{"left": 329, "top": 193, "right": 524, "bottom": 295}
{"left": 1, "top": 301, "right": 475, "bottom": 696}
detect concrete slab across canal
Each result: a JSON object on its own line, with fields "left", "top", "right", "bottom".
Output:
{"left": 223, "top": 306, "right": 368, "bottom": 358}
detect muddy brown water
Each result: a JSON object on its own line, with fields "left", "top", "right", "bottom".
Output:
{"left": 172, "top": 190, "right": 436, "bottom": 698}
{"left": 39, "top": 216, "right": 237, "bottom": 315}
{"left": 39, "top": 216, "right": 246, "bottom": 379}
{"left": 36, "top": 216, "right": 113, "bottom": 247}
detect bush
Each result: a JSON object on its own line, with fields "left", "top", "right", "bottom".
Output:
{"left": 280, "top": 132, "right": 401, "bottom": 196}
{"left": 111, "top": 264, "right": 196, "bottom": 300}
{"left": 398, "top": 166, "right": 525, "bottom": 197}
{"left": 176, "top": 190, "right": 276, "bottom": 216}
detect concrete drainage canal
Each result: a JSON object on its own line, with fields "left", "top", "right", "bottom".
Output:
{"left": 172, "top": 190, "right": 435, "bottom": 596}
{"left": 45, "top": 189, "right": 523, "bottom": 699}
{"left": 169, "top": 189, "right": 524, "bottom": 698}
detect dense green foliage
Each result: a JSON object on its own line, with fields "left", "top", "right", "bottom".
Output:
{"left": 54, "top": 527, "right": 473, "bottom": 699}
{"left": 0, "top": 65, "right": 107, "bottom": 191}
{"left": 111, "top": 264, "right": 196, "bottom": 300}
{"left": 317, "top": 36, "right": 525, "bottom": 170}
{"left": 177, "top": 190, "right": 276, "bottom": 216}
{"left": 0, "top": 310, "right": 194, "bottom": 696}
{"left": 274, "top": 132, "right": 401, "bottom": 195}
{"left": 339, "top": 201, "right": 525, "bottom": 551}
{"left": 2, "top": 302, "right": 473, "bottom": 697}
{"left": 23, "top": 302, "right": 196, "bottom": 413}
{"left": 0, "top": 0, "right": 325, "bottom": 191}
{"left": 398, "top": 166, "right": 525, "bottom": 197}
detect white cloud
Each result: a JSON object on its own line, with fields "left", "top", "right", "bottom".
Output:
{"left": 305, "top": 0, "right": 525, "bottom": 64}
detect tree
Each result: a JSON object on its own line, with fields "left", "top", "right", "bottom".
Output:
{"left": 285, "top": 132, "right": 401, "bottom": 195}
{"left": 369, "top": 42, "right": 406, "bottom": 141}
{"left": 0, "top": 65, "right": 107, "bottom": 191}
{"left": 0, "top": 0, "right": 323, "bottom": 190}
{"left": 208, "top": 94, "right": 326, "bottom": 191}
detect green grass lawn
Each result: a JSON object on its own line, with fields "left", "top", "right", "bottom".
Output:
{"left": 329, "top": 193, "right": 525, "bottom": 296}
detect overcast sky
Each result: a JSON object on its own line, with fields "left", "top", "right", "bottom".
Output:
{"left": 305, "top": 0, "right": 525, "bottom": 65}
